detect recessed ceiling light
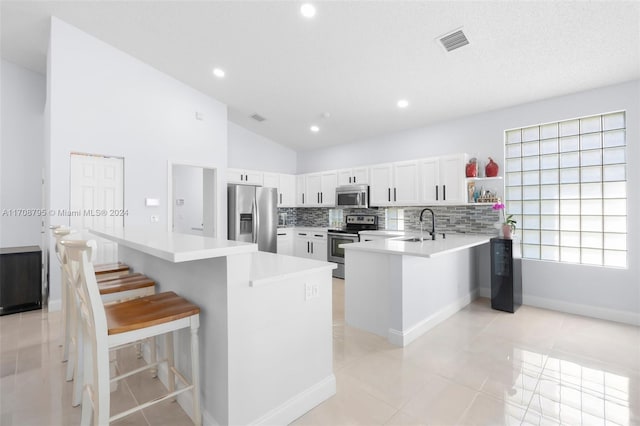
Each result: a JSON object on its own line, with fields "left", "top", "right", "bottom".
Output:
{"left": 397, "top": 99, "right": 409, "bottom": 108}
{"left": 310, "top": 125, "right": 320, "bottom": 133}
{"left": 212, "top": 68, "right": 225, "bottom": 78}
{"left": 300, "top": 3, "right": 316, "bottom": 18}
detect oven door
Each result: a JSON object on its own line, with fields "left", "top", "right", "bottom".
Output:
{"left": 327, "top": 233, "right": 358, "bottom": 263}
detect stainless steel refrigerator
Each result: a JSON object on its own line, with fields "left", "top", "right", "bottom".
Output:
{"left": 227, "top": 184, "right": 277, "bottom": 253}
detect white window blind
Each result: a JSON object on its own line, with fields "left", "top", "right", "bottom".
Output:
{"left": 504, "top": 112, "right": 627, "bottom": 268}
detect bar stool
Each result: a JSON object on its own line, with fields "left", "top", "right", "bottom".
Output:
{"left": 52, "top": 228, "right": 156, "bottom": 405}
{"left": 62, "top": 240, "right": 201, "bottom": 425}
{"left": 52, "top": 227, "right": 129, "bottom": 365}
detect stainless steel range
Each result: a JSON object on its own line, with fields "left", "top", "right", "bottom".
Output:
{"left": 328, "top": 214, "right": 378, "bottom": 279}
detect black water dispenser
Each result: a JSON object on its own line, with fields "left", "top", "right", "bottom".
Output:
{"left": 490, "top": 238, "right": 522, "bottom": 313}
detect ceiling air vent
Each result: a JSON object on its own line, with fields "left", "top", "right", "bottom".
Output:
{"left": 250, "top": 113, "right": 266, "bottom": 122}
{"left": 439, "top": 29, "right": 469, "bottom": 52}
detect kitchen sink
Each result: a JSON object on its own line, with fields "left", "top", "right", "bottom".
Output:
{"left": 401, "top": 237, "right": 427, "bottom": 242}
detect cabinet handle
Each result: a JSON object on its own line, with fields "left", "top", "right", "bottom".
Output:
{"left": 436, "top": 185, "right": 439, "bottom": 201}
{"left": 394, "top": 187, "right": 397, "bottom": 202}
{"left": 279, "top": 193, "right": 282, "bottom": 204}
{"left": 354, "top": 176, "right": 356, "bottom": 183}
{"left": 321, "top": 192, "right": 323, "bottom": 203}
{"left": 388, "top": 188, "right": 391, "bottom": 202}
{"left": 311, "top": 242, "right": 314, "bottom": 254}
{"left": 277, "top": 233, "right": 286, "bottom": 236}
{"left": 302, "top": 193, "right": 304, "bottom": 204}
{"left": 298, "top": 233, "right": 307, "bottom": 236}
{"left": 240, "top": 174, "right": 244, "bottom": 181}
{"left": 349, "top": 177, "right": 352, "bottom": 183}
{"left": 314, "top": 234, "right": 323, "bottom": 238}
{"left": 443, "top": 185, "right": 446, "bottom": 201}
{"left": 307, "top": 241, "right": 310, "bottom": 253}
{"left": 245, "top": 174, "right": 248, "bottom": 181}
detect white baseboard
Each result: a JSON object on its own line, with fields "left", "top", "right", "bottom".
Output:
{"left": 388, "top": 289, "right": 479, "bottom": 346}
{"left": 252, "top": 374, "right": 336, "bottom": 425}
{"left": 48, "top": 298, "right": 61, "bottom": 312}
{"left": 478, "top": 287, "right": 639, "bottom": 326}
{"left": 144, "top": 345, "right": 336, "bottom": 426}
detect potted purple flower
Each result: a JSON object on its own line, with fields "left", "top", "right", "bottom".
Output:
{"left": 492, "top": 201, "right": 517, "bottom": 239}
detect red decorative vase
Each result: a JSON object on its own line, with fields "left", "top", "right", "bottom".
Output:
{"left": 485, "top": 157, "right": 499, "bottom": 177}
{"left": 465, "top": 160, "right": 477, "bottom": 177}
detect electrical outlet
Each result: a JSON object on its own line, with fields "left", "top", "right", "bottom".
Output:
{"left": 305, "top": 283, "right": 319, "bottom": 301}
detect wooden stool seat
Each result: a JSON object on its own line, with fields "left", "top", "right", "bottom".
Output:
{"left": 105, "top": 291, "right": 200, "bottom": 335}
{"left": 97, "top": 272, "right": 145, "bottom": 283}
{"left": 99, "top": 277, "right": 156, "bottom": 296}
{"left": 94, "top": 262, "right": 129, "bottom": 276}
{"left": 60, "top": 240, "right": 202, "bottom": 425}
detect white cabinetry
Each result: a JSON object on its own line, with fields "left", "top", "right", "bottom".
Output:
{"left": 294, "top": 230, "right": 327, "bottom": 261}
{"left": 337, "top": 167, "right": 369, "bottom": 186}
{"left": 369, "top": 161, "right": 420, "bottom": 206}
{"left": 276, "top": 228, "right": 294, "bottom": 256}
{"left": 419, "top": 154, "right": 466, "bottom": 204}
{"left": 263, "top": 173, "right": 296, "bottom": 207}
{"left": 301, "top": 172, "right": 337, "bottom": 207}
{"left": 227, "top": 168, "right": 263, "bottom": 185}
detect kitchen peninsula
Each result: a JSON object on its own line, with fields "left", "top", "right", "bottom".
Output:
{"left": 90, "top": 228, "right": 336, "bottom": 426}
{"left": 343, "top": 234, "right": 491, "bottom": 347}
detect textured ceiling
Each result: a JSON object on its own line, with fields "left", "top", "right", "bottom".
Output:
{"left": 2, "top": 1, "right": 639, "bottom": 151}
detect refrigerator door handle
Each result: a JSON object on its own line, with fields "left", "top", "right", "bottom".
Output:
{"left": 252, "top": 199, "right": 258, "bottom": 243}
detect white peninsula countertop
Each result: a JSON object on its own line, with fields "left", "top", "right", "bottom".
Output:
{"left": 90, "top": 227, "right": 257, "bottom": 262}
{"left": 343, "top": 233, "right": 492, "bottom": 258}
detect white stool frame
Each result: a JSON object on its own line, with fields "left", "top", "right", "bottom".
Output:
{"left": 62, "top": 240, "right": 201, "bottom": 426}
{"left": 54, "top": 230, "right": 155, "bottom": 407}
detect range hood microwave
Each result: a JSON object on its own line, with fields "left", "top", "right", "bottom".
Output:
{"left": 335, "top": 184, "right": 369, "bottom": 209}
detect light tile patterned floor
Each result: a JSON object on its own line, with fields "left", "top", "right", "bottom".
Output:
{"left": 1, "top": 278, "right": 639, "bottom": 425}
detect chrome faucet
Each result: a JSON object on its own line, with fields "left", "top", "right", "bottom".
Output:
{"left": 419, "top": 208, "right": 436, "bottom": 240}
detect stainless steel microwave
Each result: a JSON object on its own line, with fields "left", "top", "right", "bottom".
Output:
{"left": 335, "top": 184, "right": 369, "bottom": 208}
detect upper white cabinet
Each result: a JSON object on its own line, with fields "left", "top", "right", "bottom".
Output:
{"left": 263, "top": 172, "right": 296, "bottom": 207}
{"left": 419, "top": 154, "right": 466, "bottom": 204}
{"left": 296, "top": 175, "right": 307, "bottom": 206}
{"left": 303, "top": 171, "right": 337, "bottom": 206}
{"left": 369, "top": 161, "right": 420, "bottom": 206}
{"left": 227, "top": 168, "right": 263, "bottom": 186}
{"left": 337, "top": 167, "right": 369, "bottom": 186}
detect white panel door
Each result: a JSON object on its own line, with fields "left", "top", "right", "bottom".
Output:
{"left": 69, "top": 154, "right": 124, "bottom": 263}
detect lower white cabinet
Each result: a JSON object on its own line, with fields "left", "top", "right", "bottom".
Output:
{"left": 276, "top": 228, "right": 294, "bottom": 256}
{"left": 294, "top": 230, "right": 327, "bottom": 261}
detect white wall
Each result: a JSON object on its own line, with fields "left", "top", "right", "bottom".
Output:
{"left": 299, "top": 80, "right": 640, "bottom": 324}
{"left": 0, "top": 60, "right": 46, "bottom": 247}
{"left": 46, "top": 18, "right": 229, "bottom": 309}
{"left": 228, "top": 121, "right": 297, "bottom": 174}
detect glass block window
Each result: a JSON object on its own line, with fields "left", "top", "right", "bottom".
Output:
{"left": 505, "top": 112, "right": 627, "bottom": 268}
